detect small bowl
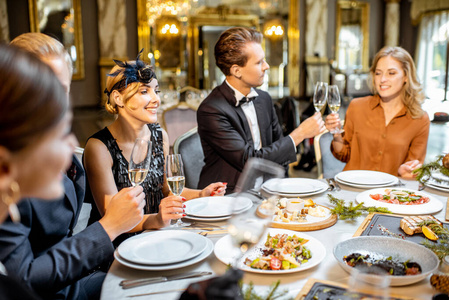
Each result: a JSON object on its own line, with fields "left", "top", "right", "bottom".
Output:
{"left": 286, "top": 199, "right": 304, "bottom": 213}
{"left": 333, "top": 236, "right": 439, "bottom": 286}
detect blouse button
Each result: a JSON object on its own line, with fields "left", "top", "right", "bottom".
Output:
{"left": 382, "top": 134, "right": 386, "bottom": 138}
{"left": 378, "top": 151, "right": 383, "bottom": 155}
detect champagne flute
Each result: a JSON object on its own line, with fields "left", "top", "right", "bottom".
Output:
{"left": 313, "top": 82, "right": 328, "bottom": 113}
{"left": 128, "top": 138, "right": 152, "bottom": 186}
{"left": 327, "top": 85, "right": 341, "bottom": 134}
{"left": 227, "top": 158, "right": 284, "bottom": 267}
{"left": 166, "top": 154, "right": 186, "bottom": 227}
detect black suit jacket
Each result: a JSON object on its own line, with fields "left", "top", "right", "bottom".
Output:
{"left": 197, "top": 82, "right": 297, "bottom": 193}
{"left": 0, "top": 155, "right": 114, "bottom": 299}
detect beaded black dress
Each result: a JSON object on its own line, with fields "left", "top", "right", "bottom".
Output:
{"left": 85, "top": 124, "right": 165, "bottom": 246}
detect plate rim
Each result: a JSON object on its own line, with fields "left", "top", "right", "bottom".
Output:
{"left": 185, "top": 196, "right": 252, "bottom": 218}
{"left": 214, "top": 228, "right": 326, "bottom": 274}
{"left": 117, "top": 230, "right": 208, "bottom": 265}
{"left": 355, "top": 187, "right": 443, "bottom": 215}
{"left": 334, "top": 176, "right": 399, "bottom": 189}
{"left": 335, "top": 170, "right": 398, "bottom": 185}
{"left": 114, "top": 238, "right": 214, "bottom": 271}
{"left": 262, "top": 178, "right": 328, "bottom": 194}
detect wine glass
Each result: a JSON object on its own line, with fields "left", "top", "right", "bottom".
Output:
{"left": 327, "top": 85, "right": 341, "bottom": 134}
{"left": 166, "top": 154, "right": 186, "bottom": 227}
{"left": 313, "top": 82, "right": 328, "bottom": 113}
{"left": 226, "top": 158, "right": 284, "bottom": 267}
{"left": 128, "top": 138, "right": 152, "bottom": 186}
{"left": 347, "top": 267, "right": 390, "bottom": 300}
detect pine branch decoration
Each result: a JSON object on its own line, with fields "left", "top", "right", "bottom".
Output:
{"left": 414, "top": 154, "right": 449, "bottom": 185}
{"left": 327, "top": 194, "right": 391, "bottom": 220}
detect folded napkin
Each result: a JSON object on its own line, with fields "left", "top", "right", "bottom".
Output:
{"left": 179, "top": 268, "right": 243, "bottom": 300}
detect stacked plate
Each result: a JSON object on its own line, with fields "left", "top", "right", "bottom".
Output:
{"left": 427, "top": 172, "right": 449, "bottom": 192}
{"left": 261, "top": 178, "right": 328, "bottom": 197}
{"left": 114, "top": 230, "right": 213, "bottom": 270}
{"left": 334, "top": 170, "right": 399, "bottom": 188}
{"left": 184, "top": 196, "right": 253, "bottom": 222}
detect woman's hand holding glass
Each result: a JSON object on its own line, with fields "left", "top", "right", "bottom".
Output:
{"left": 325, "top": 113, "right": 342, "bottom": 136}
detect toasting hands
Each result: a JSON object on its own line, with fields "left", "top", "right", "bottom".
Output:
{"left": 290, "top": 112, "right": 326, "bottom": 145}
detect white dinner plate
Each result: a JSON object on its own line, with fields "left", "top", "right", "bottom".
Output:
{"left": 355, "top": 188, "right": 443, "bottom": 215}
{"left": 334, "top": 176, "right": 399, "bottom": 189}
{"left": 114, "top": 238, "right": 214, "bottom": 271}
{"left": 262, "top": 178, "right": 328, "bottom": 194}
{"left": 427, "top": 182, "right": 449, "bottom": 193}
{"left": 117, "top": 230, "right": 208, "bottom": 265}
{"left": 214, "top": 228, "right": 326, "bottom": 274}
{"left": 336, "top": 170, "right": 398, "bottom": 186}
{"left": 183, "top": 215, "right": 232, "bottom": 222}
{"left": 185, "top": 196, "right": 252, "bottom": 218}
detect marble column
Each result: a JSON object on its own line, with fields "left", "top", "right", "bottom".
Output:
{"left": 0, "top": 0, "right": 10, "bottom": 43}
{"left": 305, "top": 0, "right": 327, "bottom": 57}
{"left": 97, "top": 0, "right": 128, "bottom": 105}
{"left": 384, "top": 0, "right": 401, "bottom": 47}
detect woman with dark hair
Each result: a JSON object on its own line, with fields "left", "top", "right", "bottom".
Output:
{"left": 325, "top": 46, "right": 430, "bottom": 179}
{"left": 0, "top": 43, "right": 73, "bottom": 299}
{"left": 84, "top": 51, "right": 226, "bottom": 244}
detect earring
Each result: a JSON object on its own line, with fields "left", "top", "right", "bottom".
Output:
{"left": 1, "top": 181, "right": 20, "bottom": 223}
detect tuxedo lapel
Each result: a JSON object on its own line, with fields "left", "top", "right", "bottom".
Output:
{"left": 218, "top": 83, "right": 254, "bottom": 143}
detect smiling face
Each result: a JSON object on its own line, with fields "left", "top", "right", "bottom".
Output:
{"left": 236, "top": 42, "right": 269, "bottom": 89}
{"left": 123, "top": 80, "right": 161, "bottom": 124}
{"left": 373, "top": 56, "right": 406, "bottom": 102}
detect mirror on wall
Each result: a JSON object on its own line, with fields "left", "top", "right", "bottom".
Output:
{"left": 29, "top": 0, "right": 84, "bottom": 80}
{"left": 335, "top": 0, "right": 369, "bottom": 72}
{"left": 137, "top": 0, "right": 299, "bottom": 98}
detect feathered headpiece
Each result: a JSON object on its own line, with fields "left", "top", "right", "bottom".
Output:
{"left": 104, "top": 49, "right": 156, "bottom": 97}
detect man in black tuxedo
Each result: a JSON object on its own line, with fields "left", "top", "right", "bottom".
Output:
{"left": 197, "top": 27, "right": 326, "bottom": 193}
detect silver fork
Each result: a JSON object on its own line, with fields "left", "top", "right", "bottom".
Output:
{"left": 330, "top": 178, "right": 341, "bottom": 191}
{"left": 325, "top": 178, "right": 335, "bottom": 191}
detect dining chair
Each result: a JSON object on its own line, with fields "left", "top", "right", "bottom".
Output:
{"left": 161, "top": 101, "right": 198, "bottom": 153}
{"left": 173, "top": 127, "right": 204, "bottom": 189}
{"left": 314, "top": 130, "right": 346, "bottom": 179}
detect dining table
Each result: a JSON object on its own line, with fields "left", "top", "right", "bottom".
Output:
{"left": 100, "top": 178, "right": 449, "bottom": 300}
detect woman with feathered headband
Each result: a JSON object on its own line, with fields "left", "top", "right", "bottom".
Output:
{"left": 83, "top": 50, "right": 227, "bottom": 244}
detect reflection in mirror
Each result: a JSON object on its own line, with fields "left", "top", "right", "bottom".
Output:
{"left": 137, "top": 0, "right": 299, "bottom": 98}
{"left": 335, "top": 0, "right": 369, "bottom": 72}
{"left": 29, "top": 0, "right": 84, "bottom": 80}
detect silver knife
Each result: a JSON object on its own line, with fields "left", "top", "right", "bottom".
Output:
{"left": 120, "top": 271, "right": 213, "bottom": 289}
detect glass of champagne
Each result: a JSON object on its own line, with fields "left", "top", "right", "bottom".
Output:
{"left": 327, "top": 85, "right": 341, "bottom": 134}
{"left": 128, "top": 138, "right": 152, "bottom": 186}
{"left": 227, "top": 158, "right": 284, "bottom": 267}
{"left": 166, "top": 154, "right": 186, "bottom": 227}
{"left": 313, "top": 81, "right": 328, "bottom": 113}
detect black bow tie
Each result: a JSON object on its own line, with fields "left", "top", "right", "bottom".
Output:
{"left": 238, "top": 96, "right": 256, "bottom": 106}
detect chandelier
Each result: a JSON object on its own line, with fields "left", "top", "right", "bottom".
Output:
{"left": 146, "top": 0, "right": 197, "bottom": 25}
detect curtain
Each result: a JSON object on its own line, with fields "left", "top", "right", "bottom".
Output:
{"left": 416, "top": 11, "right": 449, "bottom": 102}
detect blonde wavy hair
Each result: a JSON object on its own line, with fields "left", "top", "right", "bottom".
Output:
{"left": 104, "top": 63, "right": 141, "bottom": 114}
{"left": 369, "top": 46, "right": 425, "bottom": 118}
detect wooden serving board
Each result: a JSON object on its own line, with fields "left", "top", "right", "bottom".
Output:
{"left": 354, "top": 212, "right": 448, "bottom": 244}
{"left": 295, "top": 278, "right": 415, "bottom": 300}
{"left": 268, "top": 205, "right": 338, "bottom": 231}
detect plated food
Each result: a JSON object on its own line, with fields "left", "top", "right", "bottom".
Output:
{"left": 266, "top": 198, "right": 337, "bottom": 231}
{"left": 343, "top": 253, "right": 422, "bottom": 276}
{"left": 333, "top": 236, "right": 439, "bottom": 286}
{"left": 214, "top": 228, "right": 326, "bottom": 274}
{"left": 356, "top": 188, "right": 443, "bottom": 215}
{"left": 244, "top": 233, "right": 312, "bottom": 270}
{"left": 369, "top": 189, "right": 430, "bottom": 205}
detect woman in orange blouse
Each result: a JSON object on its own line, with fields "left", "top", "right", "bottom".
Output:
{"left": 325, "top": 46, "right": 430, "bottom": 179}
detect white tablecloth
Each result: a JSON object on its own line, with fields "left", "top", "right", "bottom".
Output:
{"left": 100, "top": 179, "right": 448, "bottom": 300}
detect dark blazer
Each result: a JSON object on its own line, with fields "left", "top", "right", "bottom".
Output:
{"left": 197, "top": 82, "right": 297, "bottom": 193}
{"left": 0, "top": 155, "right": 114, "bottom": 300}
